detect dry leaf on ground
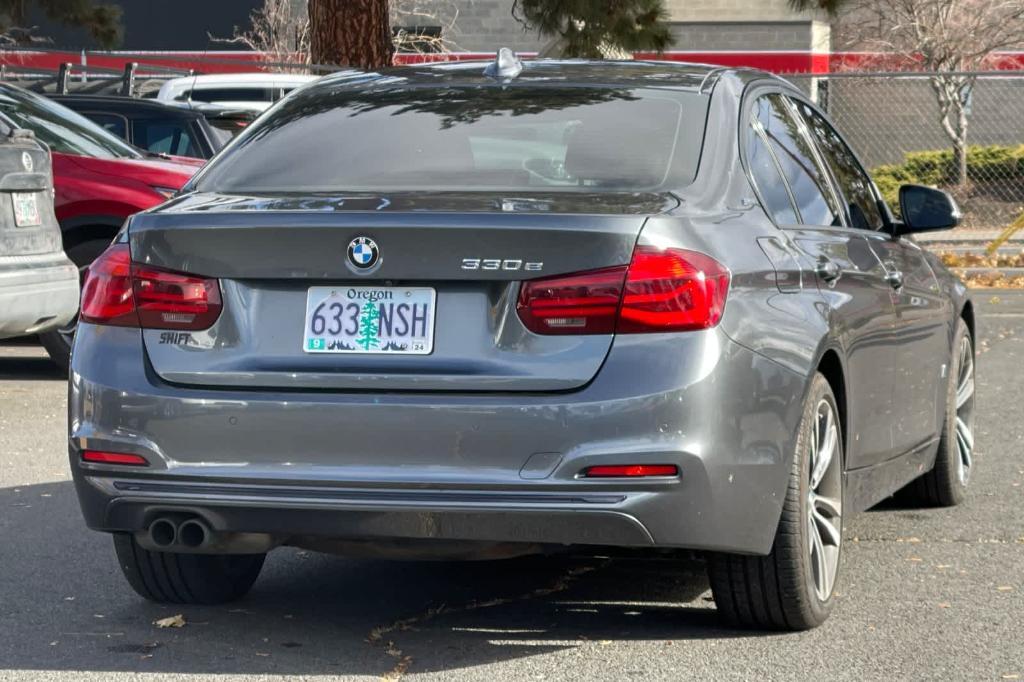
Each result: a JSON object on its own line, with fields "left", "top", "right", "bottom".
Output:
{"left": 153, "top": 614, "right": 186, "bottom": 628}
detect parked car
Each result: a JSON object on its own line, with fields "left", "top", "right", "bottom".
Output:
{"left": 0, "top": 82, "right": 200, "bottom": 368}
{"left": 49, "top": 94, "right": 247, "bottom": 160}
{"left": 154, "top": 73, "right": 319, "bottom": 114}
{"left": 69, "top": 56, "right": 975, "bottom": 630}
{"left": 0, "top": 126, "right": 78, "bottom": 341}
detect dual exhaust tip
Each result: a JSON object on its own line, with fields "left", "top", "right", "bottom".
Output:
{"left": 149, "top": 517, "right": 211, "bottom": 550}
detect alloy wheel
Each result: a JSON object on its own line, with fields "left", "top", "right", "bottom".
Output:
{"left": 954, "top": 334, "right": 976, "bottom": 485}
{"left": 807, "top": 398, "right": 842, "bottom": 602}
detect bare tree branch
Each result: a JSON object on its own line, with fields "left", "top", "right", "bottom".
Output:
{"left": 837, "top": 0, "right": 1024, "bottom": 184}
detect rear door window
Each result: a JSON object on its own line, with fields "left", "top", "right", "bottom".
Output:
{"left": 792, "top": 100, "right": 885, "bottom": 231}
{"left": 753, "top": 94, "right": 842, "bottom": 228}
{"left": 82, "top": 113, "right": 128, "bottom": 140}
{"left": 745, "top": 121, "right": 798, "bottom": 224}
{"left": 132, "top": 119, "right": 199, "bottom": 157}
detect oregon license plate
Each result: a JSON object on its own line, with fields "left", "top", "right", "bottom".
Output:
{"left": 12, "top": 192, "right": 40, "bottom": 227}
{"left": 303, "top": 286, "right": 436, "bottom": 354}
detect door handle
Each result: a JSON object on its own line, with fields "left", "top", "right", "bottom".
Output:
{"left": 885, "top": 270, "right": 904, "bottom": 289}
{"left": 815, "top": 259, "right": 841, "bottom": 283}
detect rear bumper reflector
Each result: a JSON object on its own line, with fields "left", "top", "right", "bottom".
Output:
{"left": 583, "top": 464, "right": 678, "bottom": 478}
{"left": 82, "top": 450, "right": 149, "bottom": 466}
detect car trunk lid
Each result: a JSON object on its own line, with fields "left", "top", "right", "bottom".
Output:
{"left": 0, "top": 131, "right": 61, "bottom": 258}
{"left": 131, "top": 191, "right": 673, "bottom": 392}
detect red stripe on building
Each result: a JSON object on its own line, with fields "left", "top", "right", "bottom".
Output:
{"left": 2, "top": 49, "right": 1022, "bottom": 76}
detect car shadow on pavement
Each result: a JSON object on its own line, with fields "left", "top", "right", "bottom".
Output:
{"left": 0, "top": 355, "right": 63, "bottom": 381}
{"left": 0, "top": 480, "right": 755, "bottom": 677}
{"left": 0, "top": 340, "right": 63, "bottom": 381}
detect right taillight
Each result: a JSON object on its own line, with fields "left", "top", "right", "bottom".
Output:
{"left": 80, "top": 244, "right": 222, "bottom": 331}
{"left": 517, "top": 246, "right": 729, "bottom": 335}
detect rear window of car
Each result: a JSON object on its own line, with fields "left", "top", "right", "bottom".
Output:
{"left": 193, "top": 85, "right": 709, "bottom": 193}
{"left": 179, "top": 87, "right": 275, "bottom": 103}
{"left": 133, "top": 119, "right": 200, "bottom": 157}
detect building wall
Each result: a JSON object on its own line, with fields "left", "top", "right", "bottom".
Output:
{"left": 26, "top": 0, "right": 832, "bottom": 56}
{"left": 28, "top": 0, "right": 263, "bottom": 50}
{"left": 433, "top": 0, "right": 829, "bottom": 54}
{"left": 664, "top": 0, "right": 816, "bottom": 22}
{"left": 668, "top": 21, "right": 818, "bottom": 51}
{"left": 429, "top": 1, "right": 546, "bottom": 53}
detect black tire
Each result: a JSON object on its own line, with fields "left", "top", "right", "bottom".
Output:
{"left": 38, "top": 238, "right": 112, "bottom": 371}
{"left": 707, "top": 373, "right": 844, "bottom": 630}
{"left": 909, "top": 318, "right": 974, "bottom": 507}
{"left": 113, "top": 533, "right": 265, "bottom": 605}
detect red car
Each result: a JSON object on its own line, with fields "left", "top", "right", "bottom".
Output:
{"left": 0, "top": 83, "right": 199, "bottom": 367}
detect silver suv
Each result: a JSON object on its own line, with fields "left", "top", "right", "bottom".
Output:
{"left": 0, "top": 127, "right": 78, "bottom": 345}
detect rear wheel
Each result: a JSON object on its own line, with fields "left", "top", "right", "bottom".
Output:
{"left": 707, "top": 372, "right": 843, "bottom": 630}
{"left": 113, "top": 533, "right": 265, "bottom": 605}
{"left": 909, "top": 318, "right": 974, "bottom": 506}
{"left": 39, "top": 238, "right": 111, "bottom": 371}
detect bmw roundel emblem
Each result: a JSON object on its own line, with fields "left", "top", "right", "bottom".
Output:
{"left": 347, "top": 236, "right": 379, "bottom": 270}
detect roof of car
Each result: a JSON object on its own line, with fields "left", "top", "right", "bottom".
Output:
{"left": 49, "top": 94, "right": 202, "bottom": 119}
{"left": 164, "top": 73, "right": 321, "bottom": 86}
{"left": 156, "top": 73, "right": 321, "bottom": 99}
{"left": 314, "top": 58, "right": 769, "bottom": 92}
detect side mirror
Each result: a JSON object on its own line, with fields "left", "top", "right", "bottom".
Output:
{"left": 896, "top": 185, "right": 961, "bottom": 235}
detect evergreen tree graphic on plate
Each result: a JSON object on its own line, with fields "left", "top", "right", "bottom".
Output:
{"left": 356, "top": 301, "right": 381, "bottom": 351}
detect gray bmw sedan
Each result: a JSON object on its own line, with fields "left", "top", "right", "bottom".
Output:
{"left": 69, "top": 53, "right": 975, "bottom": 630}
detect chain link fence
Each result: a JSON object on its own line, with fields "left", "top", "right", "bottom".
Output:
{"left": 787, "top": 71, "right": 1024, "bottom": 231}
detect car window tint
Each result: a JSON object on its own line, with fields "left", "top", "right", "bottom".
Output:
{"left": 754, "top": 94, "right": 841, "bottom": 227}
{"left": 132, "top": 120, "right": 199, "bottom": 158}
{"left": 194, "top": 86, "right": 710, "bottom": 194}
{"left": 206, "top": 123, "right": 235, "bottom": 148}
{"left": 83, "top": 113, "right": 127, "bottom": 140}
{"left": 745, "top": 122, "right": 798, "bottom": 224}
{"left": 186, "top": 87, "right": 274, "bottom": 103}
{"left": 0, "top": 86, "right": 139, "bottom": 159}
{"left": 793, "top": 100, "right": 885, "bottom": 231}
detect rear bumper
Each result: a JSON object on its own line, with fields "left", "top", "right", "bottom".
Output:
{"left": 69, "top": 323, "right": 809, "bottom": 555}
{"left": 0, "top": 253, "right": 78, "bottom": 338}
{"left": 74, "top": 475, "right": 657, "bottom": 548}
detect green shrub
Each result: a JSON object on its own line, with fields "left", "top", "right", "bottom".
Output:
{"left": 872, "top": 163, "right": 917, "bottom": 208}
{"left": 870, "top": 144, "right": 1024, "bottom": 214}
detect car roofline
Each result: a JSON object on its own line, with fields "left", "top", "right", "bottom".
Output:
{"left": 308, "top": 58, "right": 773, "bottom": 95}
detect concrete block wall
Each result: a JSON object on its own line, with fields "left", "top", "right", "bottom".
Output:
{"left": 405, "top": 0, "right": 546, "bottom": 53}
{"left": 669, "top": 21, "right": 817, "bottom": 51}
{"left": 664, "top": 0, "right": 819, "bottom": 22}
{"left": 420, "top": 0, "right": 828, "bottom": 54}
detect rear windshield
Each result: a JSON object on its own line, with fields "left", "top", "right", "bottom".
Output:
{"left": 193, "top": 85, "right": 709, "bottom": 193}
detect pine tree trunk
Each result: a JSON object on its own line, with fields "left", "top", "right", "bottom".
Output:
{"left": 308, "top": 0, "right": 393, "bottom": 70}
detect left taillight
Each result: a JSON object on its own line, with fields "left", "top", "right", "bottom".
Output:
{"left": 80, "top": 244, "right": 222, "bottom": 330}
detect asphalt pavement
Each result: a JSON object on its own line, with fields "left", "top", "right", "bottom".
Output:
{"left": 1, "top": 291, "right": 1022, "bottom": 681}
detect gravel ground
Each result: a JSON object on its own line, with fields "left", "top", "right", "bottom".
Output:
{"left": 1, "top": 291, "right": 1021, "bottom": 682}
